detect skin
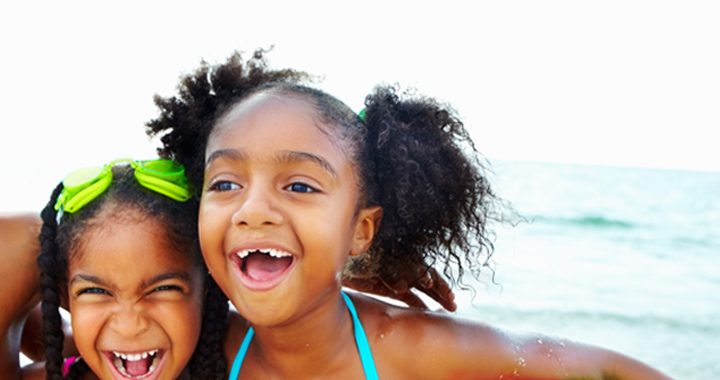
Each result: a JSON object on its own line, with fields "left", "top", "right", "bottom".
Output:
{"left": 67, "top": 207, "right": 204, "bottom": 380}
{"left": 0, "top": 209, "right": 204, "bottom": 380}
{"left": 201, "top": 93, "right": 673, "bottom": 379}
{"left": 0, "top": 213, "right": 41, "bottom": 380}
{"left": 3, "top": 182, "right": 454, "bottom": 379}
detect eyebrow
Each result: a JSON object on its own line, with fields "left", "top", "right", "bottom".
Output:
{"left": 70, "top": 273, "right": 111, "bottom": 287}
{"left": 139, "top": 272, "right": 192, "bottom": 290}
{"left": 206, "top": 148, "right": 337, "bottom": 178}
{"left": 276, "top": 150, "right": 337, "bottom": 178}
{"left": 206, "top": 149, "right": 248, "bottom": 167}
{"left": 69, "top": 272, "right": 191, "bottom": 290}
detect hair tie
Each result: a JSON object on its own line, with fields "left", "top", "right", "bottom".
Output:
{"left": 357, "top": 108, "right": 367, "bottom": 122}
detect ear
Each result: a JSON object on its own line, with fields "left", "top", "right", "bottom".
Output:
{"left": 350, "top": 206, "right": 383, "bottom": 257}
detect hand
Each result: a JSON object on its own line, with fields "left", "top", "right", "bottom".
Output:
{"left": 342, "top": 267, "right": 457, "bottom": 311}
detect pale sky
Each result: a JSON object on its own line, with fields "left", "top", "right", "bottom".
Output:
{"left": 1, "top": 0, "right": 718, "bottom": 211}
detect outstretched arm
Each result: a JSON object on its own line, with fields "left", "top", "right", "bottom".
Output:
{"left": 0, "top": 213, "right": 42, "bottom": 378}
{"left": 508, "top": 334, "right": 675, "bottom": 380}
{"left": 415, "top": 318, "right": 674, "bottom": 380}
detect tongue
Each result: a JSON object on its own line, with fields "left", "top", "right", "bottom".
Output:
{"left": 244, "top": 253, "right": 292, "bottom": 281}
{"left": 125, "top": 357, "right": 152, "bottom": 377}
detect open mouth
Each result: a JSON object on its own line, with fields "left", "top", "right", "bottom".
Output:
{"left": 234, "top": 248, "right": 295, "bottom": 290}
{"left": 106, "top": 349, "right": 164, "bottom": 379}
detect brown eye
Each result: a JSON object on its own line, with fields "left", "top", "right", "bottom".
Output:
{"left": 208, "top": 180, "right": 240, "bottom": 192}
{"left": 152, "top": 284, "right": 183, "bottom": 293}
{"left": 285, "top": 182, "right": 316, "bottom": 193}
{"left": 77, "top": 287, "right": 110, "bottom": 296}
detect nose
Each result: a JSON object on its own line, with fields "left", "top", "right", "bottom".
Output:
{"left": 108, "top": 303, "right": 150, "bottom": 338}
{"left": 230, "top": 185, "right": 284, "bottom": 228}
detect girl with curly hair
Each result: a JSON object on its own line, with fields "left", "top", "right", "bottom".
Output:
{"left": 146, "top": 50, "right": 671, "bottom": 379}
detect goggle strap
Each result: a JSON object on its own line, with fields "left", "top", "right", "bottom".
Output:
{"left": 134, "top": 160, "right": 186, "bottom": 180}
{"left": 134, "top": 171, "right": 191, "bottom": 202}
{"left": 54, "top": 158, "right": 192, "bottom": 222}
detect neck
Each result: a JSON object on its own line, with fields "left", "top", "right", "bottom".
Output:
{"left": 249, "top": 291, "right": 358, "bottom": 378}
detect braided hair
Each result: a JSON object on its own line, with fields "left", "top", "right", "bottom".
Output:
{"left": 37, "top": 165, "right": 227, "bottom": 379}
{"left": 146, "top": 50, "right": 501, "bottom": 294}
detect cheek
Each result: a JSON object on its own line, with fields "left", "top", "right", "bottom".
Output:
{"left": 313, "top": 203, "right": 358, "bottom": 250}
{"left": 198, "top": 204, "right": 225, "bottom": 257}
{"left": 173, "top": 308, "right": 202, "bottom": 353}
{"left": 198, "top": 203, "right": 233, "bottom": 289}
{"left": 69, "top": 303, "right": 105, "bottom": 362}
{"left": 158, "top": 299, "right": 204, "bottom": 365}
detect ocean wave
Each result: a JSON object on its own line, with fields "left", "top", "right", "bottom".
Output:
{"left": 473, "top": 306, "right": 719, "bottom": 335}
{"left": 531, "top": 215, "right": 635, "bottom": 229}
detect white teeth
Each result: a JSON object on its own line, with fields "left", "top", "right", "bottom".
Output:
{"left": 236, "top": 248, "right": 292, "bottom": 259}
{"left": 268, "top": 249, "right": 291, "bottom": 258}
{"left": 112, "top": 349, "right": 160, "bottom": 378}
{"left": 112, "top": 349, "right": 158, "bottom": 361}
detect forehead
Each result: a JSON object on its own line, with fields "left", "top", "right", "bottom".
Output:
{"left": 208, "top": 93, "right": 351, "bottom": 163}
{"left": 215, "top": 92, "right": 326, "bottom": 134}
{"left": 70, "top": 209, "right": 195, "bottom": 274}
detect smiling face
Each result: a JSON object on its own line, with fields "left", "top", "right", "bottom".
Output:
{"left": 199, "top": 92, "right": 379, "bottom": 326}
{"left": 67, "top": 208, "right": 204, "bottom": 380}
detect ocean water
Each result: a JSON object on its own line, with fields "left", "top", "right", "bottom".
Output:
{"left": 453, "top": 160, "right": 720, "bottom": 379}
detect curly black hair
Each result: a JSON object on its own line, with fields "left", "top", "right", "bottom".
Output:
{"left": 37, "top": 165, "right": 227, "bottom": 380}
{"left": 146, "top": 49, "right": 500, "bottom": 292}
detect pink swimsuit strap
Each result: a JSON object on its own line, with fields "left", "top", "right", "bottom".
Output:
{"left": 62, "top": 356, "right": 80, "bottom": 378}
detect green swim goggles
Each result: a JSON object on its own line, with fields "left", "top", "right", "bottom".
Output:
{"left": 54, "top": 158, "right": 192, "bottom": 217}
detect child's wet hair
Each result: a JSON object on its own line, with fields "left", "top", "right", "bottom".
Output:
{"left": 147, "top": 49, "right": 501, "bottom": 293}
{"left": 37, "top": 165, "right": 228, "bottom": 380}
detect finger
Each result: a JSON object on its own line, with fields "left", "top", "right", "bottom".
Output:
{"left": 423, "top": 268, "right": 457, "bottom": 311}
{"left": 342, "top": 277, "right": 378, "bottom": 294}
{"left": 417, "top": 269, "right": 434, "bottom": 289}
{"left": 428, "top": 268, "right": 454, "bottom": 301}
{"left": 396, "top": 291, "right": 428, "bottom": 309}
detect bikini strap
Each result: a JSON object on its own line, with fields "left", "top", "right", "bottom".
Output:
{"left": 228, "top": 326, "right": 254, "bottom": 380}
{"left": 342, "top": 291, "right": 380, "bottom": 380}
{"left": 62, "top": 356, "right": 80, "bottom": 378}
{"left": 228, "top": 292, "right": 379, "bottom": 380}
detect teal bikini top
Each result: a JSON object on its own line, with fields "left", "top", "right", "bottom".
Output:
{"left": 228, "top": 291, "right": 379, "bottom": 380}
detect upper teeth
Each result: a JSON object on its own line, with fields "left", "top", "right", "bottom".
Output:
{"left": 236, "top": 248, "right": 292, "bottom": 259}
{"left": 113, "top": 349, "right": 158, "bottom": 361}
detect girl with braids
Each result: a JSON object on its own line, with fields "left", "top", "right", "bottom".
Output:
{"left": 0, "top": 159, "right": 445, "bottom": 380}
{"left": 0, "top": 159, "right": 229, "bottom": 380}
{"left": 147, "top": 51, "right": 671, "bottom": 379}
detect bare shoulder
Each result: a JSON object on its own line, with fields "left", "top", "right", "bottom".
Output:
{"left": 0, "top": 213, "right": 42, "bottom": 380}
{"left": 350, "top": 293, "right": 672, "bottom": 380}
{"left": 0, "top": 212, "right": 41, "bottom": 274}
